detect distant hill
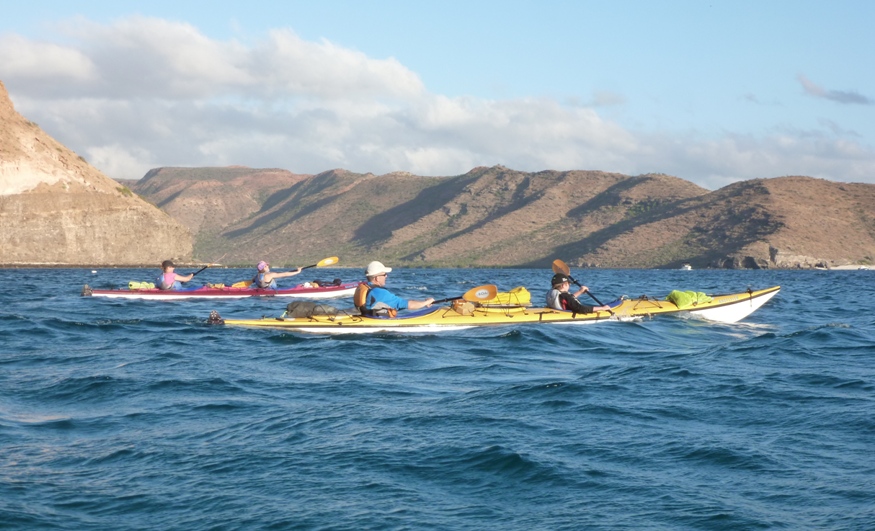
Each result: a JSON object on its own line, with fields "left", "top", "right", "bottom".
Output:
{"left": 4, "top": 68, "right": 871, "bottom": 270}
{"left": 130, "top": 165, "right": 875, "bottom": 269}
{"left": 0, "top": 80, "right": 192, "bottom": 266}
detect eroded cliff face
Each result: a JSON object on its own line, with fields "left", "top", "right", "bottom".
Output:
{"left": 0, "top": 80, "right": 192, "bottom": 266}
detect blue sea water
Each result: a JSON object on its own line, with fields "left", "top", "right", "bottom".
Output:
{"left": 1, "top": 267, "right": 873, "bottom": 530}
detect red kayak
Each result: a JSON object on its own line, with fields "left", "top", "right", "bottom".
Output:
{"left": 82, "top": 282, "right": 360, "bottom": 300}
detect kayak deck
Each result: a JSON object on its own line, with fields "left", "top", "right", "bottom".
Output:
{"left": 212, "top": 286, "right": 780, "bottom": 334}
{"left": 82, "top": 282, "right": 360, "bottom": 300}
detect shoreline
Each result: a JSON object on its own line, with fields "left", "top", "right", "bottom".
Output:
{"left": 1, "top": 263, "right": 870, "bottom": 270}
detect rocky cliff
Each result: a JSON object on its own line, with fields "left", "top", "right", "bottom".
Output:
{"left": 0, "top": 80, "right": 192, "bottom": 266}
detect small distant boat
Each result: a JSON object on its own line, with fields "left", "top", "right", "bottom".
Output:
{"left": 680, "top": 263, "right": 692, "bottom": 270}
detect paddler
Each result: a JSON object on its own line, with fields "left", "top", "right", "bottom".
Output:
{"left": 546, "top": 273, "right": 610, "bottom": 314}
{"left": 156, "top": 260, "right": 194, "bottom": 290}
{"left": 251, "top": 261, "right": 302, "bottom": 289}
{"left": 355, "top": 261, "right": 434, "bottom": 316}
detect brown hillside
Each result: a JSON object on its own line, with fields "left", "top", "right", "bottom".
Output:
{"left": 133, "top": 166, "right": 311, "bottom": 256}
{"left": 0, "top": 80, "right": 192, "bottom": 266}
{"left": 738, "top": 177, "right": 875, "bottom": 267}
{"left": 130, "top": 164, "right": 874, "bottom": 269}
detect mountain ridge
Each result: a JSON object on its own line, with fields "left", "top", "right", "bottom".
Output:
{"left": 130, "top": 165, "right": 875, "bottom": 269}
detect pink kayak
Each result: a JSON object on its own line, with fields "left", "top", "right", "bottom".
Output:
{"left": 82, "top": 282, "right": 360, "bottom": 300}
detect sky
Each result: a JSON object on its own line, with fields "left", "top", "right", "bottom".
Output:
{"left": 1, "top": 1, "right": 873, "bottom": 190}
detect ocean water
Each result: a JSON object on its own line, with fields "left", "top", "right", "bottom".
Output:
{"left": 1, "top": 267, "right": 873, "bottom": 530}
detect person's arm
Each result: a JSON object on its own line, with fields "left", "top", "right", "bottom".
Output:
{"left": 560, "top": 292, "right": 594, "bottom": 313}
{"left": 176, "top": 273, "right": 194, "bottom": 283}
{"left": 273, "top": 267, "right": 302, "bottom": 279}
{"left": 407, "top": 297, "right": 435, "bottom": 310}
{"left": 572, "top": 287, "right": 609, "bottom": 312}
{"left": 265, "top": 268, "right": 302, "bottom": 283}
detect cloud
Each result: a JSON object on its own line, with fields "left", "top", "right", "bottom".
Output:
{"left": 1, "top": 16, "right": 874, "bottom": 189}
{"left": 0, "top": 34, "right": 96, "bottom": 82}
{"left": 797, "top": 74, "right": 872, "bottom": 105}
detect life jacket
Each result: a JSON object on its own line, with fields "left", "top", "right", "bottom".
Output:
{"left": 353, "top": 283, "right": 397, "bottom": 317}
{"left": 252, "top": 272, "right": 276, "bottom": 289}
{"left": 156, "top": 272, "right": 176, "bottom": 290}
{"left": 353, "top": 283, "right": 369, "bottom": 310}
{"left": 546, "top": 288, "right": 563, "bottom": 310}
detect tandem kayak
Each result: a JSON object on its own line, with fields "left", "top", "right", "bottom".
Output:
{"left": 209, "top": 286, "right": 780, "bottom": 334}
{"left": 82, "top": 282, "right": 360, "bottom": 300}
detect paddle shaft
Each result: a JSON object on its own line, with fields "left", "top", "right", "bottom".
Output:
{"left": 568, "top": 275, "right": 614, "bottom": 314}
{"left": 564, "top": 275, "right": 604, "bottom": 305}
{"left": 433, "top": 296, "right": 462, "bottom": 304}
{"left": 191, "top": 265, "right": 210, "bottom": 277}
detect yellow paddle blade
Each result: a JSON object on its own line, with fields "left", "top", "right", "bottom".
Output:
{"left": 316, "top": 256, "right": 339, "bottom": 267}
{"left": 552, "top": 259, "right": 571, "bottom": 275}
{"left": 231, "top": 280, "right": 253, "bottom": 288}
{"left": 463, "top": 284, "right": 498, "bottom": 302}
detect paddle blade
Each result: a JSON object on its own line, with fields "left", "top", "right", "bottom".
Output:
{"left": 300, "top": 257, "right": 339, "bottom": 270}
{"left": 310, "top": 256, "right": 338, "bottom": 268}
{"left": 463, "top": 284, "right": 498, "bottom": 302}
{"left": 552, "top": 259, "right": 571, "bottom": 275}
{"left": 317, "top": 256, "right": 339, "bottom": 267}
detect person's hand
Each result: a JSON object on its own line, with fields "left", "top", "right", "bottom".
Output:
{"left": 425, "top": 297, "right": 434, "bottom": 307}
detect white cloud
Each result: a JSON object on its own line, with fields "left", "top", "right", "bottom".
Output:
{"left": 1, "top": 16, "right": 874, "bottom": 188}
{"left": 0, "top": 34, "right": 95, "bottom": 82}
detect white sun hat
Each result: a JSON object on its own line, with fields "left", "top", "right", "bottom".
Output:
{"left": 366, "top": 261, "right": 392, "bottom": 277}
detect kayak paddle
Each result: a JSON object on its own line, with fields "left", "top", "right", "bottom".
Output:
{"left": 232, "top": 257, "right": 339, "bottom": 288}
{"left": 191, "top": 263, "right": 221, "bottom": 277}
{"left": 433, "top": 284, "right": 498, "bottom": 304}
{"left": 301, "top": 256, "right": 339, "bottom": 270}
{"left": 551, "top": 259, "right": 612, "bottom": 313}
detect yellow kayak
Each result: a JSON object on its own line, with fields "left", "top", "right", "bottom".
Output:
{"left": 208, "top": 286, "right": 780, "bottom": 335}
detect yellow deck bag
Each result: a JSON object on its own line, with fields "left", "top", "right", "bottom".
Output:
{"left": 480, "top": 286, "right": 531, "bottom": 307}
{"left": 128, "top": 281, "right": 156, "bottom": 290}
{"left": 666, "top": 290, "right": 713, "bottom": 309}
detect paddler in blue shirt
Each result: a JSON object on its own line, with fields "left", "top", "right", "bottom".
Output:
{"left": 156, "top": 260, "right": 194, "bottom": 290}
{"left": 356, "top": 261, "right": 434, "bottom": 316}
{"left": 252, "top": 261, "right": 303, "bottom": 289}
